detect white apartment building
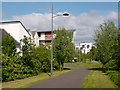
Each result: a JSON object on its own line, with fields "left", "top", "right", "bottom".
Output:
{"left": 75, "top": 43, "right": 93, "bottom": 54}
{"left": 29, "top": 30, "right": 39, "bottom": 47}
{"left": 0, "top": 21, "right": 76, "bottom": 49}
{"left": 0, "top": 21, "right": 31, "bottom": 52}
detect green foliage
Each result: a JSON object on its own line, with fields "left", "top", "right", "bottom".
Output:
{"left": 79, "top": 52, "right": 90, "bottom": 63}
{"left": 2, "top": 34, "right": 16, "bottom": 57}
{"left": 53, "top": 59, "right": 60, "bottom": 70}
{"left": 21, "top": 36, "right": 35, "bottom": 67}
{"left": 54, "top": 28, "right": 75, "bottom": 70}
{"left": 89, "top": 46, "right": 98, "bottom": 61}
{"left": 2, "top": 35, "right": 58, "bottom": 82}
{"left": 31, "top": 46, "right": 51, "bottom": 73}
{"left": 106, "top": 71, "right": 120, "bottom": 86}
{"left": 104, "top": 60, "right": 118, "bottom": 70}
{"left": 2, "top": 55, "right": 33, "bottom": 82}
{"left": 95, "top": 20, "right": 119, "bottom": 70}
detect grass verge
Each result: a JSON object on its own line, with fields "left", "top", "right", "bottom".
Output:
{"left": 2, "top": 67, "right": 72, "bottom": 88}
{"left": 78, "top": 62, "right": 102, "bottom": 68}
{"left": 81, "top": 70, "right": 118, "bottom": 88}
{"left": 79, "top": 62, "right": 118, "bottom": 88}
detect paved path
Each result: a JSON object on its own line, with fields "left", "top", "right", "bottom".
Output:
{"left": 30, "top": 64, "right": 90, "bottom": 88}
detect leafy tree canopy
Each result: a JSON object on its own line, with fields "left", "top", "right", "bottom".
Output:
{"left": 95, "top": 20, "right": 118, "bottom": 70}
{"left": 53, "top": 28, "right": 75, "bottom": 70}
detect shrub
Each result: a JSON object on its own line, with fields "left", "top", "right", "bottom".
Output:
{"left": 30, "top": 46, "right": 51, "bottom": 73}
{"left": 53, "top": 59, "right": 60, "bottom": 71}
{"left": 104, "top": 60, "right": 118, "bottom": 70}
{"left": 2, "top": 55, "right": 33, "bottom": 82}
{"left": 106, "top": 70, "right": 120, "bottom": 86}
{"left": 2, "top": 36, "right": 60, "bottom": 82}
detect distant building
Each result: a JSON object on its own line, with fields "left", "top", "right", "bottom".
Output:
{"left": 29, "top": 30, "right": 39, "bottom": 47}
{"left": 75, "top": 43, "right": 93, "bottom": 54}
{"left": 37, "top": 29, "right": 75, "bottom": 46}
{"left": 0, "top": 20, "right": 75, "bottom": 48}
{"left": 37, "top": 31, "right": 53, "bottom": 46}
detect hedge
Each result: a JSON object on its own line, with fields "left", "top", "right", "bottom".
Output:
{"left": 106, "top": 70, "right": 120, "bottom": 86}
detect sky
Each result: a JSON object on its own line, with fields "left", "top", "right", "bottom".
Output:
{"left": 2, "top": 2, "right": 118, "bottom": 45}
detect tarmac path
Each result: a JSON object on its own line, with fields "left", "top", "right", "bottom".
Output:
{"left": 30, "top": 64, "right": 90, "bottom": 88}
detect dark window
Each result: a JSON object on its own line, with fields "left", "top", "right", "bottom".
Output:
{"left": 87, "top": 45, "right": 90, "bottom": 48}
{"left": 38, "top": 32, "right": 41, "bottom": 37}
{"left": 82, "top": 45, "right": 85, "bottom": 48}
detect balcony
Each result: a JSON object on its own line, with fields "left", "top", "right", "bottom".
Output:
{"left": 45, "top": 35, "right": 52, "bottom": 41}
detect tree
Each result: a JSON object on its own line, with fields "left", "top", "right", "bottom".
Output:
{"left": 30, "top": 46, "right": 51, "bottom": 73}
{"left": 53, "top": 28, "right": 75, "bottom": 70}
{"left": 20, "top": 36, "right": 52, "bottom": 74}
{"left": 20, "top": 36, "right": 35, "bottom": 66}
{"left": 95, "top": 20, "right": 118, "bottom": 71}
{"left": 2, "top": 34, "right": 16, "bottom": 57}
{"left": 89, "top": 46, "right": 98, "bottom": 61}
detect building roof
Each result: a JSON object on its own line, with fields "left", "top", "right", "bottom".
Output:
{"left": 37, "top": 29, "right": 76, "bottom": 33}
{"left": 0, "top": 21, "right": 31, "bottom": 36}
{"left": 29, "top": 31, "right": 36, "bottom": 37}
{"left": 0, "top": 28, "right": 20, "bottom": 46}
{"left": 0, "top": 20, "right": 31, "bottom": 43}
{"left": 37, "top": 30, "right": 52, "bottom": 33}
{"left": 68, "top": 29, "right": 76, "bottom": 32}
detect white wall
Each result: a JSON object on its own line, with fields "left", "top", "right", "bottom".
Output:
{"left": 34, "top": 32, "right": 39, "bottom": 47}
{"left": 0, "top": 23, "right": 31, "bottom": 43}
{"left": 75, "top": 43, "right": 93, "bottom": 54}
{"left": 39, "top": 32, "right": 45, "bottom": 40}
{"left": 80, "top": 43, "right": 93, "bottom": 54}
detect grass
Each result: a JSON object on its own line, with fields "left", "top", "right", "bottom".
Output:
{"left": 78, "top": 61, "right": 102, "bottom": 68}
{"left": 2, "top": 67, "right": 72, "bottom": 88}
{"left": 2, "top": 62, "right": 118, "bottom": 88}
{"left": 78, "top": 62, "right": 118, "bottom": 88}
{"left": 81, "top": 70, "right": 118, "bottom": 88}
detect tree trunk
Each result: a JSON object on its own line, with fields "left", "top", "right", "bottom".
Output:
{"left": 102, "top": 64, "right": 106, "bottom": 73}
{"left": 62, "top": 64, "right": 64, "bottom": 70}
{"left": 59, "top": 64, "right": 62, "bottom": 71}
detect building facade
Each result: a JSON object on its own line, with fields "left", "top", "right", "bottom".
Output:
{"left": 37, "top": 29, "right": 75, "bottom": 46}
{"left": 37, "top": 31, "right": 52, "bottom": 46}
{"left": 29, "top": 30, "right": 39, "bottom": 47}
{"left": 0, "top": 21, "right": 31, "bottom": 52}
{"left": 0, "top": 21, "right": 31, "bottom": 43}
{"left": 75, "top": 43, "right": 93, "bottom": 54}
{"left": 0, "top": 21, "right": 75, "bottom": 48}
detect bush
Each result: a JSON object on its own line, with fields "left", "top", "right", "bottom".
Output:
{"left": 2, "top": 36, "right": 60, "bottom": 82}
{"left": 106, "top": 70, "right": 120, "bottom": 86}
{"left": 2, "top": 55, "right": 34, "bottom": 82}
{"left": 104, "top": 60, "right": 118, "bottom": 70}
{"left": 31, "top": 46, "right": 51, "bottom": 73}
{"left": 53, "top": 59, "right": 60, "bottom": 71}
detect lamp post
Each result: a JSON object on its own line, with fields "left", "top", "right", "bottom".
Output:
{"left": 50, "top": 4, "right": 69, "bottom": 77}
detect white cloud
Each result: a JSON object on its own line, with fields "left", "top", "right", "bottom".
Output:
{"left": 12, "top": 11, "right": 118, "bottom": 45}
{"left": 106, "top": 11, "right": 118, "bottom": 20}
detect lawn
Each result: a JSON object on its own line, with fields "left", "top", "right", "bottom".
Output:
{"left": 78, "top": 61, "right": 102, "bottom": 68}
{"left": 2, "top": 67, "right": 72, "bottom": 88}
{"left": 79, "top": 62, "right": 118, "bottom": 88}
{"left": 81, "top": 70, "right": 118, "bottom": 88}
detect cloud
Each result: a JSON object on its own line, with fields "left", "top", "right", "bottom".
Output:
{"left": 106, "top": 11, "right": 118, "bottom": 20}
{"left": 12, "top": 11, "right": 118, "bottom": 45}
{"left": 13, "top": 13, "right": 51, "bottom": 30}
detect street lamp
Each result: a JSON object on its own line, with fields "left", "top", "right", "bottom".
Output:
{"left": 50, "top": 4, "right": 69, "bottom": 77}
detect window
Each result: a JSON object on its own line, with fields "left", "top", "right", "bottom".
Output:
{"left": 87, "top": 45, "right": 90, "bottom": 48}
{"left": 38, "top": 32, "right": 41, "bottom": 37}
